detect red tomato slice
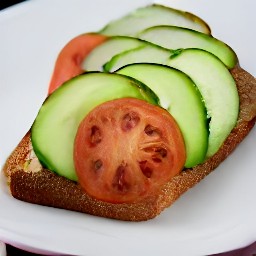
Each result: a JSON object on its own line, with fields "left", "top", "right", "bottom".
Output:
{"left": 48, "top": 33, "right": 107, "bottom": 94}
{"left": 74, "top": 98, "right": 186, "bottom": 203}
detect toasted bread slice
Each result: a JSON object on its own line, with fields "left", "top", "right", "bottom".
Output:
{"left": 3, "top": 66, "right": 256, "bottom": 221}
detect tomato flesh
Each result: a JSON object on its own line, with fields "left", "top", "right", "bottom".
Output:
{"left": 74, "top": 98, "right": 186, "bottom": 203}
{"left": 48, "top": 33, "right": 107, "bottom": 94}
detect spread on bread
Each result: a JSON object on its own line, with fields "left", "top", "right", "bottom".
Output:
{"left": 3, "top": 4, "right": 256, "bottom": 221}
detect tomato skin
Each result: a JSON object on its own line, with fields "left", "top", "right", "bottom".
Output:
{"left": 74, "top": 98, "right": 186, "bottom": 203}
{"left": 48, "top": 33, "right": 107, "bottom": 94}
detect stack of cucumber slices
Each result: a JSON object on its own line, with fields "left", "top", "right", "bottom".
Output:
{"left": 31, "top": 4, "right": 239, "bottom": 182}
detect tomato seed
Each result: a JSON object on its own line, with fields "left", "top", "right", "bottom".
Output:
{"left": 155, "top": 148, "right": 167, "bottom": 158}
{"left": 94, "top": 159, "right": 103, "bottom": 170}
{"left": 112, "top": 164, "right": 130, "bottom": 192}
{"left": 139, "top": 160, "right": 152, "bottom": 178}
{"left": 143, "top": 146, "right": 167, "bottom": 158}
{"left": 152, "top": 156, "right": 162, "bottom": 163}
{"left": 73, "top": 53, "right": 83, "bottom": 66}
{"left": 121, "top": 112, "right": 140, "bottom": 132}
{"left": 144, "top": 125, "right": 162, "bottom": 137}
{"left": 90, "top": 126, "right": 102, "bottom": 146}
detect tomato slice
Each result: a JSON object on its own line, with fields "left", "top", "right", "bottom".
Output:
{"left": 74, "top": 98, "right": 186, "bottom": 203}
{"left": 48, "top": 33, "right": 107, "bottom": 94}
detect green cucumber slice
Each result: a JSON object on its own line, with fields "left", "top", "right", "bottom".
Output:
{"left": 103, "top": 44, "right": 170, "bottom": 72}
{"left": 167, "top": 49, "right": 239, "bottom": 157}
{"left": 138, "top": 25, "right": 238, "bottom": 69}
{"left": 105, "top": 46, "right": 239, "bottom": 158}
{"left": 83, "top": 27, "right": 236, "bottom": 72}
{"left": 31, "top": 72, "right": 159, "bottom": 181}
{"left": 82, "top": 36, "right": 146, "bottom": 71}
{"left": 117, "top": 63, "right": 208, "bottom": 167}
{"left": 100, "top": 4, "right": 211, "bottom": 36}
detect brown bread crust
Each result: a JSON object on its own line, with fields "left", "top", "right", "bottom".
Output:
{"left": 2, "top": 66, "right": 256, "bottom": 221}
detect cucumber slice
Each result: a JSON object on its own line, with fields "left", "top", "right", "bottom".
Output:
{"left": 31, "top": 72, "right": 159, "bottom": 181}
{"left": 138, "top": 25, "right": 238, "bottom": 69}
{"left": 82, "top": 36, "right": 146, "bottom": 71}
{"left": 100, "top": 4, "right": 210, "bottom": 36}
{"left": 84, "top": 28, "right": 236, "bottom": 72}
{"left": 167, "top": 49, "right": 239, "bottom": 157}
{"left": 117, "top": 63, "right": 208, "bottom": 167}
{"left": 105, "top": 46, "right": 239, "bottom": 158}
{"left": 103, "top": 44, "right": 170, "bottom": 72}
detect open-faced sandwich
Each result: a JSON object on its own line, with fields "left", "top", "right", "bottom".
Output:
{"left": 3, "top": 4, "right": 256, "bottom": 221}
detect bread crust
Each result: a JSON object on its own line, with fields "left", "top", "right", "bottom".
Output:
{"left": 2, "top": 66, "right": 256, "bottom": 221}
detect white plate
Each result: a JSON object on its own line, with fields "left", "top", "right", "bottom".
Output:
{"left": 0, "top": 241, "right": 6, "bottom": 256}
{"left": 0, "top": 0, "right": 255, "bottom": 255}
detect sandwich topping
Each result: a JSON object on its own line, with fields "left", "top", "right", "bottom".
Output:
{"left": 29, "top": 4, "right": 242, "bottom": 203}
{"left": 74, "top": 98, "right": 186, "bottom": 203}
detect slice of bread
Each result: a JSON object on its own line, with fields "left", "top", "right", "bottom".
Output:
{"left": 2, "top": 66, "right": 256, "bottom": 221}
